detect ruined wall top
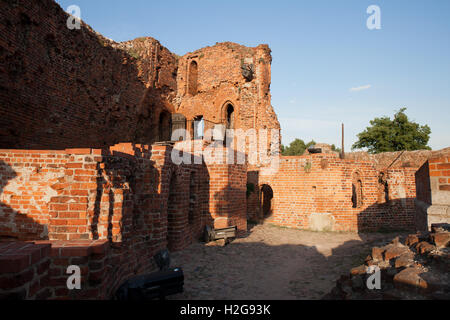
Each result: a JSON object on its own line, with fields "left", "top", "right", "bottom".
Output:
{"left": 176, "top": 42, "right": 272, "bottom": 97}
{"left": 113, "top": 37, "right": 178, "bottom": 95}
{"left": 173, "top": 41, "right": 280, "bottom": 137}
{"left": 346, "top": 147, "right": 450, "bottom": 170}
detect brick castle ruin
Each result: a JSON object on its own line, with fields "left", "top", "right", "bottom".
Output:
{"left": 0, "top": 0, "right": 449, "bottom": 299}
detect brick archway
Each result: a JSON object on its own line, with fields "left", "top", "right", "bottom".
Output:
{"left": 261, "top": 184, "right": 274, "bottom": 219}
{"left": 220, "top": 101, "right": 237, "bottom": 126}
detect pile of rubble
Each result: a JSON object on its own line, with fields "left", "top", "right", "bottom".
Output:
{"left": 324, "top": 224, "right": 450, "bottom": 300}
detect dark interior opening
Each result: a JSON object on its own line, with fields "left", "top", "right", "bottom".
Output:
{"left": 226, "top": 104, "right": 234, "bottom": 129}
{"left": 261, "top": 184, "right": 274, "bottom": 218}
{"left": 158, "top": 111, "right": 172, "bottom": 142}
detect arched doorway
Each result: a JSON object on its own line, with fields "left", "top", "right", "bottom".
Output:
{"left": 261, "top": 184, "right": 274, "bottom": 218}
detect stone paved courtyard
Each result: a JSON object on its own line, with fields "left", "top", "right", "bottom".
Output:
{"left": 170, "top": 224, "right": 405, "bottom": 300}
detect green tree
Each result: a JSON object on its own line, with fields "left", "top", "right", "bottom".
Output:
{"left": 281, "top": 139, "right": 316, "bottom": 156}
{"left": 352, "top": 108, "right": 431, "bottom": 154}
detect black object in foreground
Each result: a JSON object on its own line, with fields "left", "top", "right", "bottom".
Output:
{"left": 114, "top": 268, "right": 184, "bottom": 300}
{"left": 204, "top": 225, "right": 237, "bottom": 243}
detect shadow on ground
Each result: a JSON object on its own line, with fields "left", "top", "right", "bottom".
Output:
{"left": 170, "top": 224, "right": 407, "bottom": 300}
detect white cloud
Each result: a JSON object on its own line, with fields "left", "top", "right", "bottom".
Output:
{"left": 349, "top": 84, "right": 372, "bottom": 92}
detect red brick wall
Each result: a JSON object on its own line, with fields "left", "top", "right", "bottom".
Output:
{"left": 429, "top": 156, "right": 450, "bottom": 192}
{"left": 47, "top": 149, "right": 104, "bottom": 241}
{"left": 0, "top": 143, "right": 248, "bottom": 246}
{"left": 0, "top": 242, "right": 51, "bottom": 299}
{"left": 370, "top": 168, "right": 417, "bottom": 231}
{"left": 246, "top": 171, "right": 260, "bottom": 221}
{"left": 0, "top": 143, "right": 248, "bottom": 299}
{"left": 0, "top": 239, "right": 154, "bottom": 300}
{"left": 0, "top": 0, "right": 177, "bottom": 149}
{"left": 0, "top": 150, "right": 69, "bottom": 240}
{"left": 206, "top": 148, "right": 247, "bottom": 232}
{"left": 415, "top": 156, "right": 450, "bottom": 230}
{"left": 415, "top": 162, "right": 431, "bottom": 204}
{"left": 250, "top": 154, "right": 417, "bottom": 232}
{"left": 1, "top": 0, "right": 281, "bottom": 151}
{"left": 175, "top": 42, "right": 280, "bottom": 148}
{"left": 150, "top": 144, "right": 212, "bottom": 251}
{"left": 43, "top": 240, "right": 112, "bottom": 300}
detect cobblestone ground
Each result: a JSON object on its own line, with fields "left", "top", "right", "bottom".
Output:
{"left": 170, "top": 223, "right": 406, "bottom": 300}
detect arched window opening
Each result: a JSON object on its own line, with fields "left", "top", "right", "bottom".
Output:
{"left": 188, "top": 61, "right": 198, "bottom": 96}
{"left": 226, "top": 104, "right": 235, "bottom": 129}
{"left": 352, "top": 172, "right": 363, "bottom": 208}
{"left": 158, "top": 111, "right": 172, "bottom": 142}
{"left": 377, "top": 172, "right": 389, "bottom": 204}
{"left": 193, "top": 116, "right": 204, "bottom": 140}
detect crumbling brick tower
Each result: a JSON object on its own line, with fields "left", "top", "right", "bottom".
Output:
{"left": 172, "top": 43, "right": 281, "bottom": 226}
{"left": 173, "top": 42, "right": 280, "bottom": 145}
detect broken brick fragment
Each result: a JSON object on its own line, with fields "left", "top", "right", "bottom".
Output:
{"left": 431, "top": 232, "right": 450, "bottom": 248}
{"left": 393, "top": 267, "right": 428, "bottom": 291}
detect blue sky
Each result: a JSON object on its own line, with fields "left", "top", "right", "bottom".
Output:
{"left": 56, "top": 0, "right": 450, "bottom": 151}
